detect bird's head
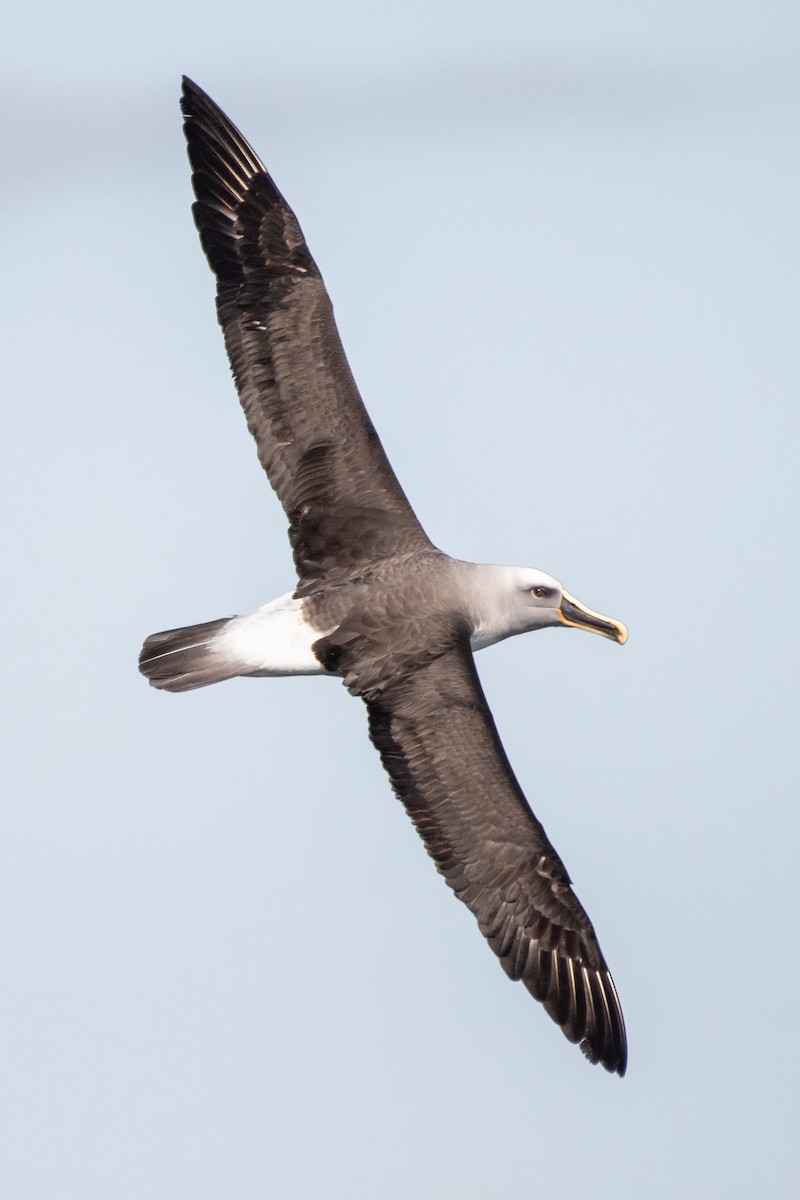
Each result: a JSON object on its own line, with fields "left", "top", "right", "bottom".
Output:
{"left": 470, "top": 564, "right": 627, "bottom": 649}
{"left": 512, "top": 566, "right": 628, "bottom": 643}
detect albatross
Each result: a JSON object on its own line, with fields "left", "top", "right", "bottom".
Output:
{"left": 140, "top": 78, "right": 629, "bottom": 1075}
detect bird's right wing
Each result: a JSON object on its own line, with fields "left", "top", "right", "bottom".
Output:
{"left": 365, "top": 642, "right": 627, "bottom": 1075}
{"left": 181, "top": 78, "right": 433, "bottom": 587}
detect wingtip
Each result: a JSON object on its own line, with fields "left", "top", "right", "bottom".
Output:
{"left": 580, "top": 1035, "right": 627, "bottom": 1077}
{"left": 181, "top": 75, "right": 205, "bottom": 98}
{"left": 180, "top": 75, "right": 214, "bottom": 120}
{"left": 180, "top": 76, "right": 238, "bottom": 133}
{"left": 579, "top": 967, "right": 628, "bottom": 1076}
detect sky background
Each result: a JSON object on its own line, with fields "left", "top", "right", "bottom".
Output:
{"left": 3, "top": 2, "right": 799, "bottom": 1197}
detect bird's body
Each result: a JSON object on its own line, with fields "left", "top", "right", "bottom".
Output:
{"left": 145, "top": 556, "right": 622, "bottom": 691}
{"left": 140, "top": 78, "right": 630, "bottom": 1074}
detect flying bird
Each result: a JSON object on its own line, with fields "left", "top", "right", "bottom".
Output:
{"left": 140, "top": 77, "right": 629, "bottom": 1075}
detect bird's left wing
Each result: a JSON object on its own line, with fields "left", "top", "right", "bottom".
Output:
{"left": 180, "top": 78, "right": 433, "bottom": 588}
{"left": 364, "top": 642, "right": 627, "bottom": 1075}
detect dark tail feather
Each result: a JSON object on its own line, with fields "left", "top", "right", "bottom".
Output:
{"left": 139, "top": 617, "right": 243, "bottom": 692}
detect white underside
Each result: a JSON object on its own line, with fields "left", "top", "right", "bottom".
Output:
{"left": 215, "top": 591, "right": 330, "bottom": 676}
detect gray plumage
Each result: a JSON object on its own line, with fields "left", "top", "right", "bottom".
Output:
{"left": 139, "top": 78, "right": 628, "bottom": 1076}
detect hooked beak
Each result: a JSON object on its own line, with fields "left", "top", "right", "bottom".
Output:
{"left": 559, "top": 590, "right": 628, "bottom": 645}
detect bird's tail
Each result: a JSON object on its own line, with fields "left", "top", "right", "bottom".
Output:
{"left": 139, "top": 617, "right": 245, "bottom": 692}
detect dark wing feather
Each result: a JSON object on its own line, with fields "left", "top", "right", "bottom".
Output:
{"left": 180, "top": 78, "right": 432, "bottom": 587}
{"left": 365, "top": 643, "right": 627, "bottom": 1075}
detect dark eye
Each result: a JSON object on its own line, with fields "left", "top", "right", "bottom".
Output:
{"left": 531, "top": 586, "right": 550, "bottom": 599}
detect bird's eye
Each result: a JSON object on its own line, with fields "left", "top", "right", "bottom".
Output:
{"left": 531, "top": 586, "right": 550, "bottom": 599}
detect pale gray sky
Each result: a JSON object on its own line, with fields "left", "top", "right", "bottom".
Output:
{"left": 3, "top": 3, "right": 799, "bottom": 1197}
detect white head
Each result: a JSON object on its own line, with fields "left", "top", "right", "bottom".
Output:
{"left": 470, "top": 564, "right": 628, "bottom": 651}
